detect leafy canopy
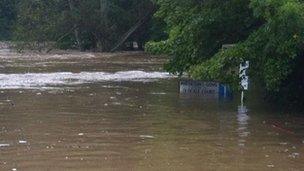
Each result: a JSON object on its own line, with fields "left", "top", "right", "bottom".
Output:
{"left": 12, "top": 0, "right": 154, "bottom": 51}
{"left": 147, "top": 0, "right": 304, "bottom": 106}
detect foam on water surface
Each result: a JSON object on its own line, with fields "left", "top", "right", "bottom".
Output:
{"left": 0, "top": 71, "right": 173, "bottom": 89}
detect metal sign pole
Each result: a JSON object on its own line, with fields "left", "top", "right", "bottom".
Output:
{"left": 241, "top": 91, "right": 244, "bottom": 106}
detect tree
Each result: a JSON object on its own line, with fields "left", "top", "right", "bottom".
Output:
{"left": 147, "top": 0, "right": 304, "bottom": 107}
{"left": 190, "top": 0, "right": 304, "bottom": 106}
{"left": 13, "top": 0, "right": 154, "bottom": 52}
{"left": 13, "top": 0, "right": 67, "bottom": 50}
{"left": 146, "top": 0, "right": 259, "bottom": 74}
{"left": 0, "top": 0, "right": 17, "bottom": 40}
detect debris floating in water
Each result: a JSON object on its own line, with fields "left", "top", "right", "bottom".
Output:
{"left": 112, "top": 102, "right": 121, "bottom": 106}
{"left": 140, "top": 135, "right": 155, "bottom": 139}
{"left": 289, "top": 153, "right": 300, "bottom": 158}
{"left": 0, "top": 144, "right": 10, "bottom": 147}
{"left": 279, "top": 142, "right": 288, "bottom": 146}
{"left": 151, "top": 92, "right": 167, "bottom": 95}
{"left": 18, "top": 140, "right": 27, "bottom": 144}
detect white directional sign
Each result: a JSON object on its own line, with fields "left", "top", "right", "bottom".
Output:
{"left": 239, "top": 61, "right": 249, "bottom": 90}
{"left": 241, "top": 76, "right": 249, "bottom": 90}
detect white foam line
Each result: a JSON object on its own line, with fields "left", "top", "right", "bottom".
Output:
{"left": 0, "top": 71, "right": 174, "bottom": 89}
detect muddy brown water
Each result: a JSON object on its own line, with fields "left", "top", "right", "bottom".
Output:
{"left": 0, "top": 49, "right": 303, "bottom": 171}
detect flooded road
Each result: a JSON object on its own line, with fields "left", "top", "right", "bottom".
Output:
{"left": 0, "top": 49, "right": 303, "bottom": 171}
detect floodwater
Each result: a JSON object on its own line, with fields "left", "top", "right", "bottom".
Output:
{"left": 0, "top": 48, "right": 303, "bottom": 171}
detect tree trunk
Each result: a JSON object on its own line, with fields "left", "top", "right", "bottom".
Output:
{"left": 100, "top": 0, "right": 107, "bottom": 18}
{"left": 98, "top": 0, "right": 109, "bottom": 52}
{"left": 68, "top": 0, "right": 81, "bottom": 50}
{"left": 110, "top": 8, "right": 154, "bottom": 52}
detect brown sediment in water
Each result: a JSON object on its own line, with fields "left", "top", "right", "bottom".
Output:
{"left": 0, "top": 48, "right": 303, "bottom": 171}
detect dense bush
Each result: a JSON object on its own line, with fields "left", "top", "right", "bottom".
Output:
{"left": 145, "top": 40, "right": 171, "bottom": 55}
{"left": 146, "top": 0, "right": 258, "bottom": 74}
{"left": 147, "top": 0, "right": 304, "bottom": 106}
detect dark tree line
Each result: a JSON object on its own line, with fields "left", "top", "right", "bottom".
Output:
{"left": 0, "top": 0, "right": 160, "bottom": 51}
{"left": 0, "top": 0, "right": 17, "bottom": 40}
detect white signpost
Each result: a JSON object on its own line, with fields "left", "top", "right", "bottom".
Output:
{"left": 239, "top": 61, "right": 249, "bottom": 105}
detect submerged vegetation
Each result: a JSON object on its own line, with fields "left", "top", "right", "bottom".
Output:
{"left": 0, "top": 0, "right": 304, "bottom": 107}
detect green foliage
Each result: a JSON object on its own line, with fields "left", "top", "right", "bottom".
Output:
{"left": 14, "top": 0, "right": 63, "bottom": 42}
{"left": 189, "top": 44, "right": 248, "bottom": 89}
{"left": 146, "top": 17, "right": 168, "bottom": 42}
{"left": 9, "top": 0, "right": 154, "bottom": 51}
{"left": 145, "top": 40, "right": 171, "bottom": 55}
{"left": 146, "top": 0, "right": 258, "bottom": 74}
{"left": 149, "top": 0, "right": 304, "bottom": 106}
{"left": 194, "top": 0, "right": 304, "bottom": 91}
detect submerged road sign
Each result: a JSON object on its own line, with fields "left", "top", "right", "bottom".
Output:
{"left": 180, "top": 80, "right": 232, "bottom": 100}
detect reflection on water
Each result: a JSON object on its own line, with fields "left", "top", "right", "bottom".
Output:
{"left": 237, "top": 105, "right": 250, "bottom": 147}
{"left": 0, "top": 49, "right": 303, "bottom": 171}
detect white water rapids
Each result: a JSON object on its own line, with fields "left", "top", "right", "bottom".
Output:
{"left": 0, "top": 71, "right": 173, "bottom": 89}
